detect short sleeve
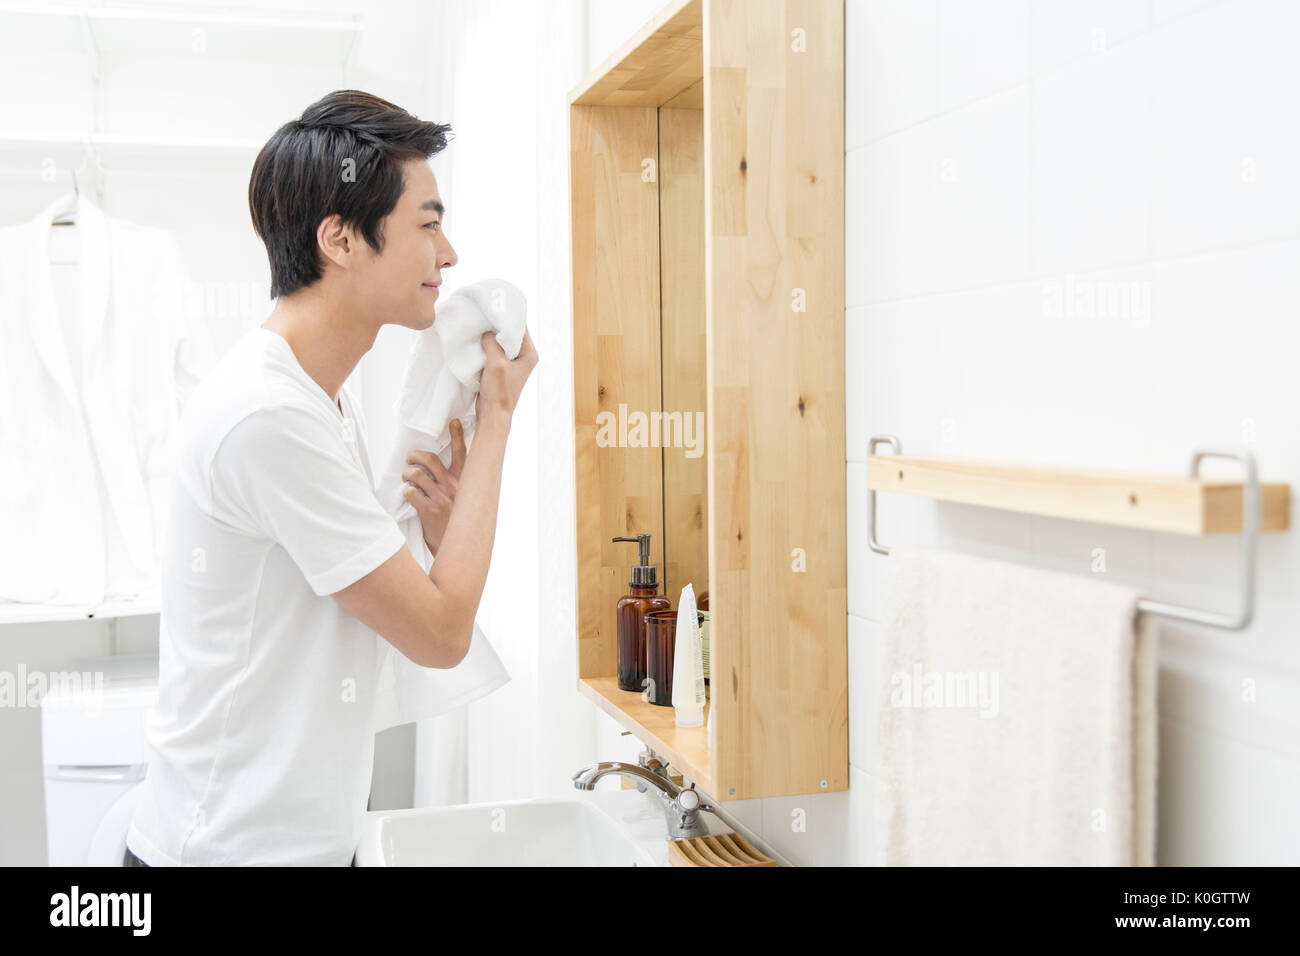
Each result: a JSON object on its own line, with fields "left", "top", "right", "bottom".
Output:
{"left": 211, "top": 404, "right": 406, "bottom": 596}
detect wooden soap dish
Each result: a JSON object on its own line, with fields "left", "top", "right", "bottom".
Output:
{"left": 668, "top": 832, "right": 777, "bottom": 867}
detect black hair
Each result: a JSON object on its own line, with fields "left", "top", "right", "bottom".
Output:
{"left": 248, "top": 90, "right": 453, "bottom": 298}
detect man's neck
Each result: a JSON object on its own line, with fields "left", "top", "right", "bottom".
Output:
{"left": 261, "top": 287, "right": 379, "bottom": 406}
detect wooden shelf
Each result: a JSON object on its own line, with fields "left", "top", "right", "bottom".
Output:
{"left": 570, "top": 0, "right": 846, "bottom": 802}
{"left": 579, "top": 677, "right": 713, "bottom": 794}
{"left": 868, "top": 454, "right": 1291, "bottom": 534}
{"left": 568, "top": 0, "right": 701, "bottom": 107}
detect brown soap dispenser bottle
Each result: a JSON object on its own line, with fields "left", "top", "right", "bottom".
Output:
{"left": 611, "top": 534, "right": 671, "bottom": 692}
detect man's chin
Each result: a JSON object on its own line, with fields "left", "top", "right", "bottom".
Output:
{"left": 387, "top": 308, "right": 436, "bottom": 331}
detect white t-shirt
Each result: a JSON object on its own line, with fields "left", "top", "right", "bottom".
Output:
{"left": 126, "top": 326, "right": 407, "bottom": 866}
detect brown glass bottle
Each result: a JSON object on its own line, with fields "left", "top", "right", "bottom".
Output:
{"left": 612, "top": 534, "right": 669, "bottom": 692}
{"left": 644, "top": 609, "right": 705, "bottom": 705}
{"left": 616, "top": 587, "right": 670, "bottom": 691}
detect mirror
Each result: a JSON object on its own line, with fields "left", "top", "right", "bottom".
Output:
{"left": 657, "top": 81, "right": 708, "bottom": 604}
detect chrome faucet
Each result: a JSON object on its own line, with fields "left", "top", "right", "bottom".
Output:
{"left": 572, "top": 748, "right": 714, "bottom": 840}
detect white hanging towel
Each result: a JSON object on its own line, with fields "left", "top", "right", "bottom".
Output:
{"left": 874, "top": 544, "right": 1157, "bottom": 866}
{"left": 371, "top": 278, "right": 527, "bottom": 732}
{"left": 0, "top": 193, "right": 214, "bottom": 606}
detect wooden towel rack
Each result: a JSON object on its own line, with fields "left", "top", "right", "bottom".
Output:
{"left": 867, "top": 434, "right": 1292, "bottom": 632}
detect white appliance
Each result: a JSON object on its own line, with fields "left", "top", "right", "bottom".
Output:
{"left": 40, "top": 653, "right": 158, "bottom": 866}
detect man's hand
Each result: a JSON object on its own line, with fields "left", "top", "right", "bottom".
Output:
{"left": 474, "top": 328, "right": 537, "bottom": 425}
{"left": 402, "top": 418, "right": 468, "bottom": 558}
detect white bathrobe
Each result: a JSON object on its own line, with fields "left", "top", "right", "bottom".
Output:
{"left": 0, "top": 194, "right": 214, "bottom": 606}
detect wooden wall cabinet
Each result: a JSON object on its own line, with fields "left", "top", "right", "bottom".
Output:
{"left": 569, "top": 0, "right": 846, "bottom": 801}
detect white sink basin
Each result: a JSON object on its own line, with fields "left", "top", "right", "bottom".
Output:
{"left": 355, "top": 789, "right": 674, "bottom": 866}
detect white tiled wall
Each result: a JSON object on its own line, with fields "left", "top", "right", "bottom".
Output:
{"left": 841, "top": 0, "right": 1300, "bottom": 866}
{"left": 584, "top": 0, "right": 1300, "bottom": 865}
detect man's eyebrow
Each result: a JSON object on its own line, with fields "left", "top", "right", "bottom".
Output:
{"left": 421, "top": 199, "right": 446, "bottom": 216}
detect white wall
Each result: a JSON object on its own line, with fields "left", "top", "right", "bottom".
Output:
{"left": 580, "top": 0, "right": 1300, "bottom": 865}
{"left": 840, "top": 0, "right": 1300, "bottom": 866}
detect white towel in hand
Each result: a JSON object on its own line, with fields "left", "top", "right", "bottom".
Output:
{"left": 376, "top": 278, "right": 527, "bottom": 522}
{"left": 370, "top": 279, "right": 526, "bottom": 732}
{"left": 874, "top": 544, "right": 1157, "bottom": 866}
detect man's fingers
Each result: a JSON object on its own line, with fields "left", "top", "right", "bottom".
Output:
{"left": 402, "top": 466, "right": 432, "bottom": 498}
{"left": 410, "top": 450, "right": 462, "bottom": 489}
{"left": 402, "top": 483, "right": 427, "bottom": 512}
{"left": 449, "top": 419, "right": 467, "bottom": 477}
{"left": 481, "top": 330, "right": 505, "bottom": 358}
{"left": 403, "top": 481, "right": 452, "bottom": 514}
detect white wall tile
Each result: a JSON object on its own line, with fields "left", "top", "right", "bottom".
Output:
{"left": 758, "top": 786, "right": 853, "bottom": 866}
{"left": 1144, "top": 242, "right": 1300, "bottom": 477}
{"left": 844, "top": 305, "right": 872, "bottom": 463}
{"left": 848, "top": 613, "right": 881, "bottom": 773}
{"left": 1158, "top": 642, "right": 1300, "bottom": 764}
{"left": 844, "top": 145, "right": 871, "bottom": 309}
{"left": 848, "top": 764, "right": 877, "bottom": 864}
{"left": 936, "top": 87, "right": 1033, "bottom": 290}
{"left": 850, "top": 0, "right": 939, "bottom": 148}
{"left": 928, "top": 282, "right": 1039, "bottom": 457}
{"left": 846, "top": 461, "right": 872, "bottom": 619}
{"left": 1029, "top": 39, "right": 1151, "bottom": 275}
{"left": 1025, "top": 516, "right": 1153, "bottom": 600}
{"left": 1152, "top": 0, "right": 1225, "bottom": 25}
{"left": 853, "top": 124, "right": 943, "bottom": 303}
{"left": 714, "top": 794, "right": 763, "bottom": 838}
{"left": 938, "top": 0, "right": 1031, "bottom": 111}
{"left": 875, "top": 298, "right": 944, "bottom": 441}
{"left": 1149, "top": 0, "right": 1300, "bottom": 257}
{"left": 1030, "top": 0, "right": 1150, "bottom": 75}
{"left": 934, "top": 502, "right": 1035, "bottom": 564}
{"left": 1158, "top": 717, "right": 1300, "bottom": 864}
{"left": 846, "top": 301, "right": 911, "bottom": 463}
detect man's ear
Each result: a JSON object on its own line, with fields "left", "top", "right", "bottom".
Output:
{"left": 317, "top": 214, "right": 355, "bottom": 270}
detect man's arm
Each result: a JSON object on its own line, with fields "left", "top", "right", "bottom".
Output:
{"left": 332, "top": 409, "right": 511, "bottom": 668}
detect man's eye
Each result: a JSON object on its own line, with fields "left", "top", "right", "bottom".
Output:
{"left": 424, "top": 221, "right": 440, "bottom": 231}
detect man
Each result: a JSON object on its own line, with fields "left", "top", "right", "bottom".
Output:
{"left": 124, "top": 90, "right": 537, "bottom": 865}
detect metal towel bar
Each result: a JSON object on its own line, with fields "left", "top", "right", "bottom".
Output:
{"left": 867, "top": 433, "right": 1260, "bottom": 631}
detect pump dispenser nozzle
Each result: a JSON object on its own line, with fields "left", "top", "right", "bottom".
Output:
{"left": 612, "top": 534, "right": 657, "bottom": 588}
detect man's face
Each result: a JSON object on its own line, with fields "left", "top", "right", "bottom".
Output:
{"left": 351, "top": 158, "right": 456, "bottom": 331}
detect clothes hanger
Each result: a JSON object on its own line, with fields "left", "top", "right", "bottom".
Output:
{"left": 51, "top": 146, "right": 91, "bottom": 227}
{"left": 51, "top": 170, "right": 78, "bottom": 227}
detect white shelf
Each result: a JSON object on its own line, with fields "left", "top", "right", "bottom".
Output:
{"left": 0, "top": 3, "right": 360, "bottom": 64}
{"left": 0, "top": 595, "right": 160, "bottom": 625}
